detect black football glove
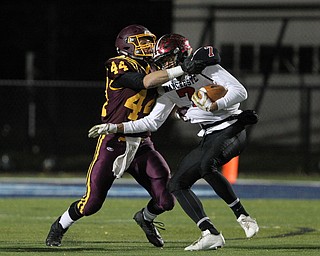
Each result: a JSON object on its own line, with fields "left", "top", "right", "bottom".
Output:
{"left": 192, "top": 46, "right": 221, "bottom": 66}
{"left": 181, "top": 54, "right": 207, "bottom": 74}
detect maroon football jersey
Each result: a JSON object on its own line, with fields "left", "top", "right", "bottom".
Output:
{"left": 101, "top": 55, "right": 158, "bottom": 136}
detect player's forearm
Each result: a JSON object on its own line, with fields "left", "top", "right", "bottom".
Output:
{"left": 121, "top": 117, "right": 162, "bottom": 133}
{"left": 143, "top": 70, "right": 168, "bottom": 88}
{"left": 216, "top": 86, "right": 247, "bottom": 109}
{"left": 114, "top": 96, "right": 174, "bottom": 134}
{"left": 143, "top": 66, "right": 185, "bottom": 89}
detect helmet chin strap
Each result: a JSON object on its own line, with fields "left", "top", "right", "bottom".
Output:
{"left": 117, "top": 49, "right": 145, "bottom": 61}
{"left": 131, "top": 55, "right": 146, "bottom": 61}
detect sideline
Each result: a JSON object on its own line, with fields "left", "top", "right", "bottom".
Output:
{"left": 1, "top": 177, "right": 320, "bottom": 199}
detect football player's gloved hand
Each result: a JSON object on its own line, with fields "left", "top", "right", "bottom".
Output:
{"left": 191, "top": 90, "right": 213, "bottom": 112}
{"left": 88, "top": 123, "right": 118, "bottom": 138}
{"left": 181, "top": 55, "right": 207, "bottom": 74}
{"left": 192, "top": 46, "right": 221, "bottom": 66}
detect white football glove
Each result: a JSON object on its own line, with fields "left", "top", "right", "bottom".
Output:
{"left": 191, "top": 90, "right": 213, "bottom": 112}
{"left": 88, "top": 123, "right": 118, "bottom": 138}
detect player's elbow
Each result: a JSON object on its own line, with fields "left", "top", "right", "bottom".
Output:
{"left": 145, "top": 119, "right": 161, "bottom": 132}
{"left": 240, "top": 86, "right": 248, "bottom": 101}
{"left": 243, "top": 89, "right": 248, "bottom": 100}
{"left": 143, "top": 75, "right": 156, "bottom": 89}
{"left": 149, "top": 125, "right": 159, "bottom": 132}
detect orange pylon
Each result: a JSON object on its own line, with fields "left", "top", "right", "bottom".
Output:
{"left": 222, "top": 156, "right": 239, "bottom": 184}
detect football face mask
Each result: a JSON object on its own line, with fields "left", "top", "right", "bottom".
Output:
{"left": 127, "top": 35, "right": 156, "bottom": 58}
{"left": 156, "top": 54, "right": 177, "bottom": 69}
{"left": 153, "top": 33, "right": 192, "bottom": 69}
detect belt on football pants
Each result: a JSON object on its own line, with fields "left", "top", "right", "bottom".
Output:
{"left": 200, "top": 110, "right": 258, "bottom": 130}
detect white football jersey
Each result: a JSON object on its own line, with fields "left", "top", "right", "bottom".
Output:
{"left": 123, "top": 64, "right": 247, "bottom": 136}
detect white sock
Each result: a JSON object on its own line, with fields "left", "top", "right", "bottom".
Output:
{"left": 143, "top": 207, "right": 157, "bottom": 222}
{"left": 59, "top": 210, "right": 75, "bottom": 229}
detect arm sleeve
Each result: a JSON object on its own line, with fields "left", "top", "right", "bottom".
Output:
{"left": 206, "top": 65, "right": 247, "bottom": 110}
{"left": 112, "top": 72, "right": 145, "bottom": 90}
{"left": 123, "top": 94, "right": 175, "bottom": 133}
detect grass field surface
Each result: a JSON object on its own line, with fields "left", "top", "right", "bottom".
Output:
{"left": 0, "top": 198, "right": 319, "bottom": 256}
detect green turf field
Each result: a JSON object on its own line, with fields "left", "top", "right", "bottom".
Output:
{"left": 0, "top": 198, "right": 319, "bottom": 256}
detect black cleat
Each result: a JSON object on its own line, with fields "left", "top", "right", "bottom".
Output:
{"left": 45, "top": 217, "right": 68, "bottom": 246}
{"left": 133, "top": 208, "right": 164, "bottom": 247}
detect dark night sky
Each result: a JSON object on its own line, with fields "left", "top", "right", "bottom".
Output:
{"left": 0, "top": 0, "right": 172, "bottom": 80}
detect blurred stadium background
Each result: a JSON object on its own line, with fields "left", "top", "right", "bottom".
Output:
{"left": 1, "top": 0, "right": 320, "bottom": 177}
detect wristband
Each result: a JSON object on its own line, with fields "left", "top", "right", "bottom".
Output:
{"left": 166, "top": 66, "right": 184, "bottom": 80}
{"left": 108, "top": 123, "right": 118, "bottom": 133}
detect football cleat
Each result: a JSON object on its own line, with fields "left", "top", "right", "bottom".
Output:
{"left": 184, "top": 230, "right": 225, "bottom": 251}
{"left": 237, "top": 214, "right": 259, "bottom": 238}
{"left": 45, "top": 217, "right": 68, "bottom": 246}
{"left": 133, "top": 208, "right": 164, "bottom": 247}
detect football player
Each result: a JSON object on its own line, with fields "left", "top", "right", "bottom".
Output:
{"left": 88, "top": 33, "right": 259, "bottom": 251}
{"left": 45, "top": 26, "right": 207, "bottom": 248}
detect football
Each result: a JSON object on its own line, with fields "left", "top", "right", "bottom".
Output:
{"left": 197, "top": 84, "right": 228, "bottom": 102}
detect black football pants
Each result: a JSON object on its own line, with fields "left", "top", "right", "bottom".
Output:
{"left": 168, "top": 122, "right": 247, "bottom": 225}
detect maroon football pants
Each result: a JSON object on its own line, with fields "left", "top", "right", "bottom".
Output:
{"left": 76, "top": 134, "right": 175, "bottom": 216}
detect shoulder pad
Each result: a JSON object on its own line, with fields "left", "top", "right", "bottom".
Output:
{"left": 192, "top": 46, "right": 221, "bottom": 66}
{"left": 106, "top": 56, "right": 134, "bottom": 68}
{"left": 105, "top": 56, "right": 138, "bottom": 78}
